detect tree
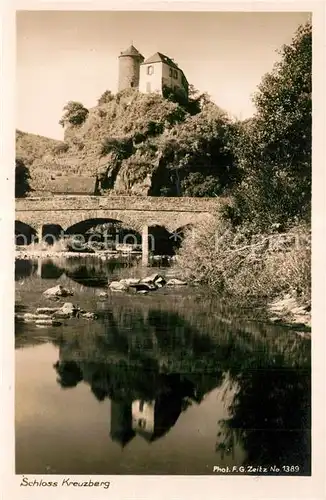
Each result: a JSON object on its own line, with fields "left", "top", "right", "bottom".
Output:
{"left": 98, "top": 90, "right": 114, "bottom": 106}
{"left": 155, "top": 102, "right": 239, "bottom": 196}
{"left": 181, "top": 173, "right": 221, "bottom": 197}
{"left": 15, "top": 158, "right": 31, "bottom": 197}
{"left": 163, "top": 83, "right": 211, "bottom": 116}
{"left": 59, "top": 101, "right": 89, "bottom": 127}
{"left": 232, "top": 22, "right": 312, "bottom": 229}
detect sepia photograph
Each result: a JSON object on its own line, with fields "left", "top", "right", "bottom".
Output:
{"left": 12, "top": 7, "right": 314, "bottom": 482}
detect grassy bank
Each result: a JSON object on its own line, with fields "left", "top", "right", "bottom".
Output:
{"left": 175, "top": 216, "right": 311, "bottom": 327}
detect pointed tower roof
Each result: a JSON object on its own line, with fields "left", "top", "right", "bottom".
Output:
{"left": 111, "top": 429, "right": 136, "bottom": 448}
{"left": 119, "top": 45, "right": 144, "bottom": 59}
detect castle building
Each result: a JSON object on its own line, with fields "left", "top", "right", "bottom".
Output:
{"left": 118, "top": 45, "right": 188, "bottom": 99}
{"left": 131, "top": 395, "right": 183, "bottom": 442}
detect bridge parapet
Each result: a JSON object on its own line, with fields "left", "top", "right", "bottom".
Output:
{"left": 15, "top": 195, "right": 223, "bottom": 213}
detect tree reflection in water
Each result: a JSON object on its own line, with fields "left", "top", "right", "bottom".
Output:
{"left": 216, "top": 367, "right": 311, "bottom": 474}
{"left": 52, "top": 302, "right": 310, "bottom": 471}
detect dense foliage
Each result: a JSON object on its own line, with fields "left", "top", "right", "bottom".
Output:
{"left": 152, "top": 102, "right": 239, "bottom": 196}
{"left": 230, "top": 22, "right": 312, "bottom": 230}
{"left": 177, "top": 216, "right": 311, "bottom": 302}
{"left": 15, "top": 158, "right": 31, "bottom": 197}
{"left": 97, "top": 90, "right": 114, "bottom": 106}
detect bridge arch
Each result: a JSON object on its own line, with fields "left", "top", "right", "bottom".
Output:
{"left": 65, "top": 217, "right": 123, "bottom": 235}
{"left": 42, "top": 224, "right": 65, "bottom": 245}
{"left": 15, "top": 196, "right": 221, "bottom": 263}
{"left": 147, "top": 225, "right": 177, "bottom": 256}
{"left": 15, "top": 220, "right": 37, "bottom": 245}
{"left": 64, "top": 217, "right": 142, "bottom": 252}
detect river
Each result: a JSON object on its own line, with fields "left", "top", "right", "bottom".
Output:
{"left": 15, "top": 256, "right": 311, "bottom": 475}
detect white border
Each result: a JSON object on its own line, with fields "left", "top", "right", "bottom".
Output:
{"left": 1, "top": 1, "right": 325, "bottom": 499}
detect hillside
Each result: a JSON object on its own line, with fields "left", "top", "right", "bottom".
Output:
{"left": 16, "top": 89, "right": 238, "bottom": 196}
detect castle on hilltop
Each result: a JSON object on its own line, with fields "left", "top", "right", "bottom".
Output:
{"left": 118, "top": 45, "right": 189, "bottom": 99}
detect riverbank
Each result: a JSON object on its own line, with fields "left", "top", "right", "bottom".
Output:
{"left": 267, "top": 294, "right": 311, "bottom": 330}
{"left": 174, "top": 218, "right": 311, "bottom": 331}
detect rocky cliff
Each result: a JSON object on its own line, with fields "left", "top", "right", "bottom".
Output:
{"left": 16, "top": 89, "right": 237, "bottom": 197}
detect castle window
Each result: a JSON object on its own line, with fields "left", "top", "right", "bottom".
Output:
{"left": 147, "top": 65, "right": 154, "bottom": 75}
{"left": 169, "top": 68, "right": 173, "bottom": 77}
{"left": 138, "top": 418, "right": 146, "bottom": 429}
{"left": 139, "top": 401, "right": 144, "bottom": 412}
{"left": 173, "top": 70, "right": 178, "bottom": 79}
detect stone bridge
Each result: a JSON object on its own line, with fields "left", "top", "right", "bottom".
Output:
{"left": 15, "top": 195, "right": 223, "bottom": 263}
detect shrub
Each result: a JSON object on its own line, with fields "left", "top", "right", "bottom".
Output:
{"left": 181, "top": 173, "right": 222, "bottom": 197}
{"left": 176, "top": 215, "right": 311, "bottom": 302}
{"left": 98, "top": 90, "right": 114, "bottom": 106}
{"left": 15, "top": 158, "right": 31, "bottom": 198}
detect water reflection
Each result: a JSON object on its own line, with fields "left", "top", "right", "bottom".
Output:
{"left": 54, "top": 358, "right": 201, "bottom": 446}
{"left": 15, "top": 257, "right": 141, "bottom": 286}
{"left": 49, "top": 302, "right": 310, "bottom": 473}
{"left": 15, "top": 257, "right": 311, "bottom": 475}
{"left": 15, "top": 259, "right": 37, "bottom": 281}
{"left": 216, "top": 366, "right": 311, "bottom": 473}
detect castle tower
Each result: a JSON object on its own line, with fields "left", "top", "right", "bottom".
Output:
{"left": 118, "top": 45, "right": 144, "bottom": 92}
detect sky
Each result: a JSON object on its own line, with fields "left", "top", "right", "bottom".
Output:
{"left": 16, "top": 11, "right": 310, "bottom": 140}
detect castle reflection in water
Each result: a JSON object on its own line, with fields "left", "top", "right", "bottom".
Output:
{"left": 54, "top": 356, "right": 219, "bottom": 447}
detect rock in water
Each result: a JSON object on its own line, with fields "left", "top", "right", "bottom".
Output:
{"left": 109, "top": 281, "right": 129, "bottom": 292}
{"left": 120, "top": 278, "right": 141, "bottom": 286}
{"left": 129, "top": 282, "right": 157, "bottom": 292}
{"left": 166, "top": 278, "right": 187, "bottom": 286}
{"left": 53, "top": 302, "right": 77, "bottom": 318}
{"left": 61, "top": 302, "right": 76, "bottom": 314}
{"left": 81, "top": 312, "right": 98, "bottom": 320}
{"left": 23, "top": 313, "right": 40, "bottom": 320}
{"left": 36, "top": 307, "right": 61, "bottom": 314}
{"left": 154, "top": 276, "right": 166, "bottom": 287}
{"left": 35, "top": 319, "right": 62, "bottom": 327}
{"left": 141, "top": 273, "right": 160, "bottom": 284}
{"left": 43, "top": 284, "right": 74, "bottom": 298}
{"left": 53, "top": 311, "right": 71, "bottom": 319}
